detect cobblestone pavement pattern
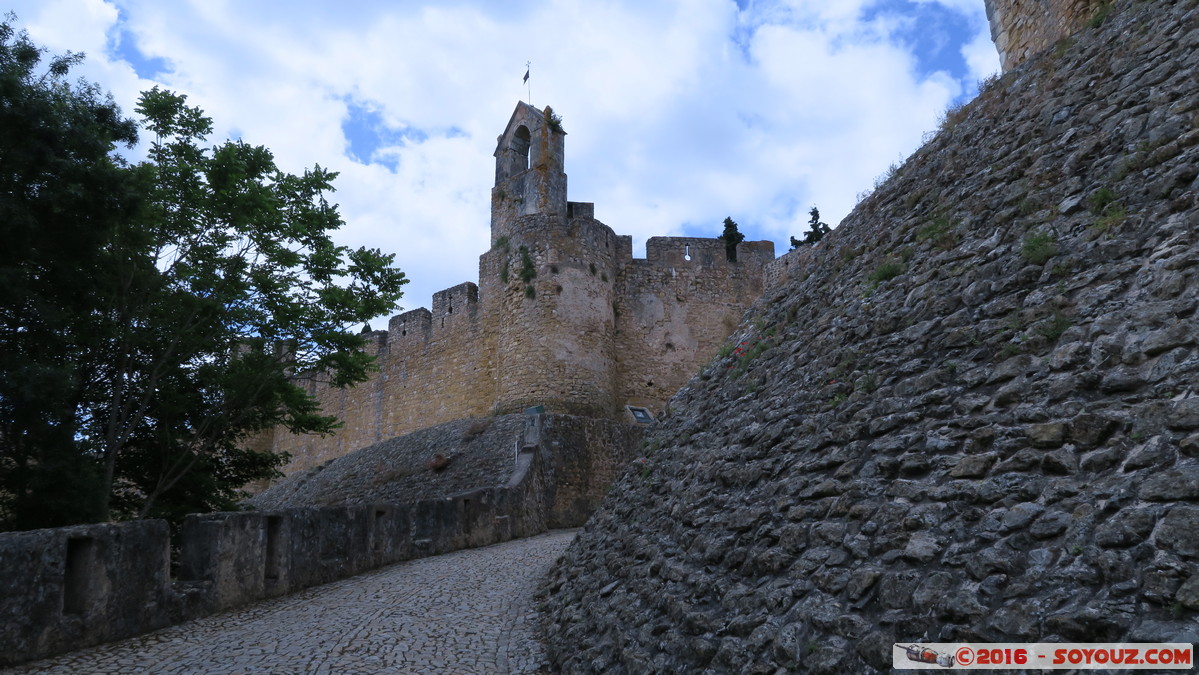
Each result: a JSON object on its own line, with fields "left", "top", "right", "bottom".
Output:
{"left": 6, "top": 529, "right": 577, "bottom": 675}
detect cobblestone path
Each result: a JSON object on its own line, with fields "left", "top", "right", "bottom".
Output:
{"left": 7, "top": 529, "right": 577, "bottom": 675}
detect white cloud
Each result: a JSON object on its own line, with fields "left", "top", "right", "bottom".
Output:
{"left": 4, "top": 0, "right": 999, "bottom": 319}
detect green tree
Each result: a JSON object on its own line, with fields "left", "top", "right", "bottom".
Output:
{"left": 1, "top": 18, "right": 145, "bottom": 528}
{"left": 718, "top": 216, "right": 745, "bottom": 262}
{"left": 0, "top": 22, "right": 408, "bottom": 530}
{"left": 791, "top": 206, "right": 831, "bottom": 249}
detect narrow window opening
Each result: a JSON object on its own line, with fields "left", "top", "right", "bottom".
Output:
{"left": 63, "top": 537, "right": 96, "bottom": 615}
{"left": 684, "top": 244, "right": 691, "bottom": 261}
{"left": 264, "top": 516, "right": 283, "bottom": 581}
{"left": 373, "top": 509, "right": 387, "bottom": 553}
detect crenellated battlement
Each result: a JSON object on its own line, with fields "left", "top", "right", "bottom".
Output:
{"left": 260, "top": 102, "right": 774, "bottom": 476}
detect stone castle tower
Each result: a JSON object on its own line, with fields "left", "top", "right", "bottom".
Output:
{"left": 260, "top": 101, "right": 775, "bottom": 475}
{"left": 984, "top": 0, "right": 1102, "bottom": 72}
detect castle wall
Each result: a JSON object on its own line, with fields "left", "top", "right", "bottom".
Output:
{"left": 615, "top": 237, "right": 775, "bottom": 412}
{"left": 261, "top": 101, "right": 774, "bottom": 478}
{"left": 381, "top": 283, "right": 496, "bottom": 439}
{"left": 270, "top": 333, "right": 388, "bottom": 473}
{"left": 270, "top": 284, "right": 498, "bottom": 476}
{"left": 764, "top": 243, "right": 819, "bottom": 289}
{"left": 984, "top": 0, "right": 1100, "bottom": 71}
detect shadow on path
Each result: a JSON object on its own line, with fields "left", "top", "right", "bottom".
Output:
{"left": 5, "top": 529, "right": 578, "bottom": 675}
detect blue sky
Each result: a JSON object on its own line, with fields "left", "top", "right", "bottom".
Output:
{"left": 6, "top": 0, "right": 998, "bottom": 319}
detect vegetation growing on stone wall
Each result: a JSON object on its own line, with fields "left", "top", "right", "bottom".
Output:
{"left": 493, "top": 235, "right": 510, "bottom": 251}
{"left": 1021, "top": 231, "right": 1059, "bottom": 265}
{"left": 937, "top": 100, "right": 970, "bottom": 135}
{"left": 729, "top": 338, "right": 771, "bottom": 379}
{"left": 519, "top": 245, "right": 537, "bottom": 283}
{"left": 1035, "top": 310, "right": 1073, "bottom": 342}
{"left": 916, "top": 212, "right": 959, "bottom": 250}
{"left": 1092, "top": 203, "right": 1127, "bottom": 237}
{"left": 1053, "top": 36, "right": 1075, "bottom": 59}
{"left": 1089, "top": 1, "right": 1114, "bottom": 28}
{"left": 867, "top": 260, "right": 905, "bottom": 287}
{"left": 546, "top": 107, "right": 565, "bottom": 133}
{"left": 1089, "top": 187, "right": 1118, "bottom": 214}
{"left": 856, "top": 371, "right": 879, "bottom": 394}
{"left": 1088, "top": 186, "right": 1126, "bottom": 237}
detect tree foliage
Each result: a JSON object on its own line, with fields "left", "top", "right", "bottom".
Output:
{"left": 0, "top": 21, "right": 407, "bottom": 530}
{"left": 791, "top": 206, "right": 831, "bottom": 249}
{"left": 717, "top": 216, "right": 745, "bottom": 262}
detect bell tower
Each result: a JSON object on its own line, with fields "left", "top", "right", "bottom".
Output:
{"left": 490, "top": 102, "right": 568, "bottom": 241}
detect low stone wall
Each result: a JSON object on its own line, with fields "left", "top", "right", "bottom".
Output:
{"left": 0, "top": 415, "right": 565, "bottom": 667}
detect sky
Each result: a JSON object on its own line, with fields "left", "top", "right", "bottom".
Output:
{"left": 5, "top": 0, "right": 999, "bottom": 320}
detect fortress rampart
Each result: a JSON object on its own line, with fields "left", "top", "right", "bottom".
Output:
{"left": 261, "top": 102, "right": 775, "bottom": 475}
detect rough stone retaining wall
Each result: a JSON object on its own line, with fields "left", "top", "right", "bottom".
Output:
{"left": 542, "top": 2, "right": 1199, "bottom": 672}
{"left": 0, "top": 413, "right": 639, "bottom": 667}
{"left": 248, "top": 415, "right": 529, "bottom": 508}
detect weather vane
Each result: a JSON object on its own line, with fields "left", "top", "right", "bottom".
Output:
{"left": 523, "top": 61, "right": 532, "bottom": 105}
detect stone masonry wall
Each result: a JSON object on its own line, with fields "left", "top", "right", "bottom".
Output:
{"left": 489, "top": 214, "right": 623, "bottom": 417}
{"left": 0, "top": 414, "right": 577, "bottom": 667}
{"left": 260, "top": 97, "right": 771, "bottom": 478}
{"left": 265, "top": 283, "right": 498, "bottom": 475}
{"left": 543, "top": 1, "right": 1199, "bottom": 672}
{"left": 616, "top": 237, "right": 776, "bottom": 411}
{"left": 266, "top": 218, "right": 770, "bottom": 478}
{"left": 985, "top": 0, "right": 1101, "bottom": 71}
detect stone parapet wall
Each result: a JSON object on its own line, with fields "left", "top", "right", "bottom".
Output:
{"left": 2, "top": 413, "right": 627, "bottom": 667}
{"left": 764, "top": 243, "right": 818, "bottom": 289}
{"left": 985, "top": 0, "right": 1100, "bottom": 71}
